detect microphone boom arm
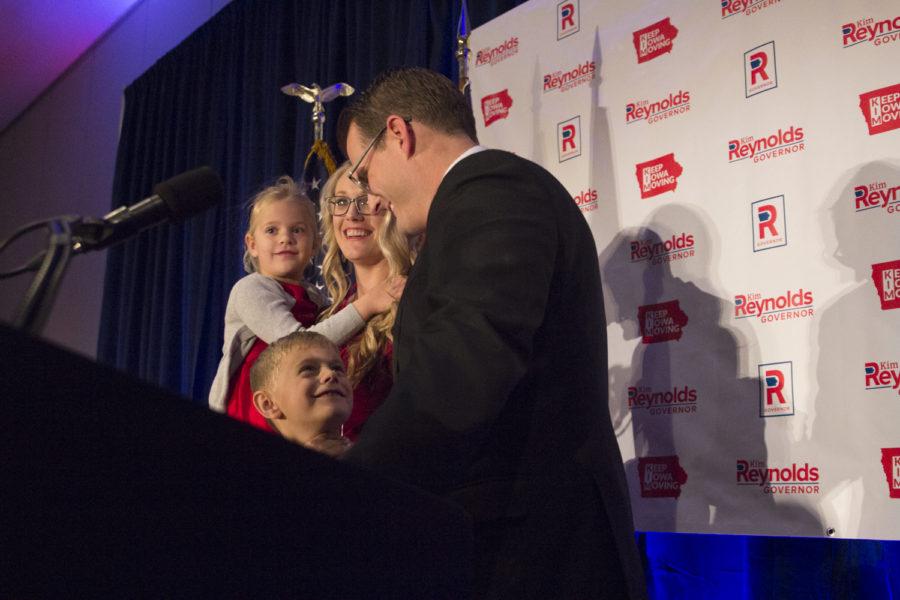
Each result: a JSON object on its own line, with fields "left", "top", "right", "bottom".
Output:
{"left": 2, "top": 166, "right": 224, "bottom": 335}
{"left": 12, "top": 218, "right": 75, "bottom": 335}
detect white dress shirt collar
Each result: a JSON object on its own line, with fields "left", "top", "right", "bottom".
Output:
{"left": 442, "top": 144, "right": 488, "bottom": 179}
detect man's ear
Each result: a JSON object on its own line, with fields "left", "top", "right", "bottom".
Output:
{"left": 252, "top": 390, "right": 283, "bottom": 420}
{"left": 245, "top": 232, "right": 258, "bottom": 257}
{"left": 386, "top": 114, "right": 415, "bottom": 158}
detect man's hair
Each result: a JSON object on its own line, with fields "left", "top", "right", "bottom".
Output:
{"left": 249, "top": 331, "right": 340, "bottom": 394}
{"left": 340, "top": 67, "right": 478, "bottom": 148}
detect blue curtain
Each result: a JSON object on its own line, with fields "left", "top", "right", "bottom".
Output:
{"left": 97, "top": 0, "right": 899, "bottom": 597}
{"left": 98, "top": 0, "right": 523, "bottom": 400}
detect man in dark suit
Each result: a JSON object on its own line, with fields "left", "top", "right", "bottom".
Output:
{"left": 341, "top": 68, "right": 646, "bottom": 599}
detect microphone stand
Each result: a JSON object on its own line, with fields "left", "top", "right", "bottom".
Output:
{"left": 4, "top": 215, "right": 119, "bottom": 335}
{"left": 11, "top": 217, "right": 75, "bottom": 335}
{"left": 2, "top": 166, "right": 223, "bottom": 336}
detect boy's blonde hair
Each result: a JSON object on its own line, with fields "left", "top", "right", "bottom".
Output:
{"left": 249, "top": 331, "right": 340, "bottom": 394}
{"left": 318, "top": 162, "right": 414, "bottom": 386}
{"left": 243, "top": 176, "right": 322, "bottom": 274}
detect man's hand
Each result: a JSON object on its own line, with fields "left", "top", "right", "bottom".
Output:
{"left": 304, "top": 433, "right": 353, "bottom": 458}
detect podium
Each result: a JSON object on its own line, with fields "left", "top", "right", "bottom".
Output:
{"left": 0, "top": 325, "right": 473, "bottom": 598}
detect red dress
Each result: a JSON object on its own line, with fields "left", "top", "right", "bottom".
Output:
{"left": 225, "top": 281, "right": 319, "bottom": 433}
{"left": 337, "top": 286, "right": 394, "bottom": 442}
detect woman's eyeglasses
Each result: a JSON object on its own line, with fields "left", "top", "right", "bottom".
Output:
{"left": 325, "top": 195, "right": 380, "bottom": 216}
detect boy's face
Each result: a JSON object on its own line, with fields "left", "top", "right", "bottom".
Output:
{"left": 266, "top": 344, "right": 352, "bottom": 438}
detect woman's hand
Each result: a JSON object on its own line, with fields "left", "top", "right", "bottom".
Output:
{"left": 352, "top": 275, "right": 406, "bottom": 319}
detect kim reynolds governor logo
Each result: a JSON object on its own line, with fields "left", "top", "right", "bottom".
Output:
{"left": 735, "top": 288, "right": 814, "bottom": 323}
{"left": 626, "top": 90, "right": 691, "bottom": 126}
{"left": 737, "top": 459, "right": 821, "bottom": 495}
{"left": 865, "top": 360, "right": 900, "bottom": 395}
{"left": 854, "top": 179, "right": 900, "bottom": 215}
{"left": 843, "top": 14, "right": 900, "bottom": 49}
{"left": 475, "top": 36, "right": 519, "bottom": 67}
{"left": 729, "top": 125, "right": 805, "bottom": 164}
{"left": 722, "top": 0, "right": 783, "bottom": 19}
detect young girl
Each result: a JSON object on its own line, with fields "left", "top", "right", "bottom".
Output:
{"left": 318, "top": 163, "right": 414, "bottom": 440}
{"left": 209, "top": 176, "right": 402, "bottom": 432}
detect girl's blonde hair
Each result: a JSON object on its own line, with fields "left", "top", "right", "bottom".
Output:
{"left": 243, "top": 176, "right": 321, "bottom": 274}
{"left": 319, "top": 162, "right": 414, "bottom": 386}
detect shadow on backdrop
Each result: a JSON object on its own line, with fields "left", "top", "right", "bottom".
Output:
{"left": 751, "top": 160, "right": 900, "bottom": 600}
{"left": 601, "top": 204, "right": 826, "bottom": 597}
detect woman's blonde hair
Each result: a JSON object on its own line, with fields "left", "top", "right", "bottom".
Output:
{"left": 243, "top": 176, "right": 321, "bottom": 274}
{"left": 319, "top": 162, "right": 414, "bottom": 386}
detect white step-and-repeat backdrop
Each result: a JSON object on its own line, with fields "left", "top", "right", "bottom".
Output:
{"left": 469, "top": 0, "right": 899, "bottom": 540}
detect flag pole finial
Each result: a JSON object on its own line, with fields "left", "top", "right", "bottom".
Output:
{"left": 281, "top": 82, "right": 355, "bottom": 142}
{"left": 456, "top": 0, "right": 471, "bottom": 93}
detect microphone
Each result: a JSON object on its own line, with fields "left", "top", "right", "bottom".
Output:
{"left": 73, "top": 166, "right": 224, "bottom": 253}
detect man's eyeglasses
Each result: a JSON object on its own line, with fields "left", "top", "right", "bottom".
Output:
{"left": 325, "top": 194, "right": 380, "bottom": 216}
{"left": 347, "top": 117, "right": 412, "bottom": 194}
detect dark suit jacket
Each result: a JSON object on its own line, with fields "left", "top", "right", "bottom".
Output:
{"left": 345, "top": 150, "right": 646, "bottom": 599}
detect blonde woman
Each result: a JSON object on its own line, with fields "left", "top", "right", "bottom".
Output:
{"left": 319, "top": 162, "right": 414, "bottom": 440}
{"left": 208, "top": 176, "right": 401, "bottom": 433}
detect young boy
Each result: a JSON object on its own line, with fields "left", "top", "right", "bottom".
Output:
{"left": 250, "top": 331, "right": 353, "bottom": 457}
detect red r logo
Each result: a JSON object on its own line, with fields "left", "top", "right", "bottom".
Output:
{"left": 765, "top": 370, "right": 786, "bottom": 405}
{"left": 757, "top": 204, "right": 778, "bottom": 240}
{"left": 561, "top": 124, "right": 577, "bottom": 152}
{"left": 560, "top": 3, "right": 575, "bottom": 30}
{"left": 749, "top": 52, "right": 769, "bottom": 86}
